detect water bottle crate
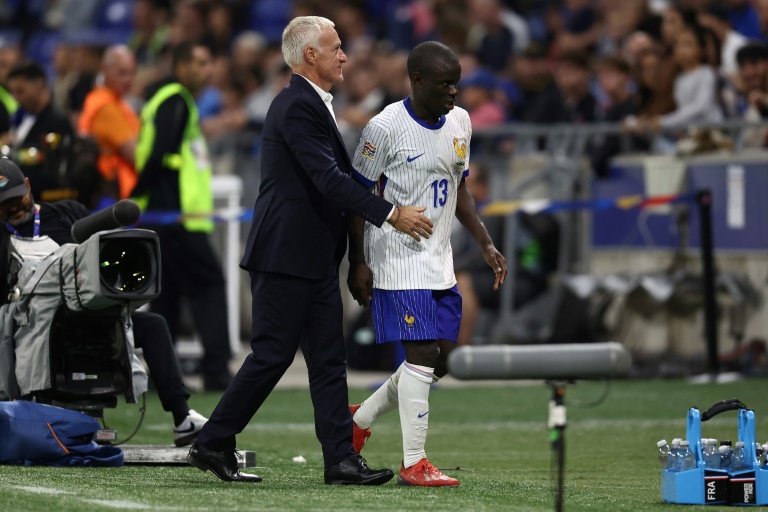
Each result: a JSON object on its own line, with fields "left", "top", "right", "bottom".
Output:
{"left": 661, "top": 406, "right": 768, "bottom": 506}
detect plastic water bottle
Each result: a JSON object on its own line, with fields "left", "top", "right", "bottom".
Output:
{"left": 669, "top": 438, "right": 682, "bottom": 471}
{"left": 657, "top": 439, "right": 670, "bottom": 469}
{"left": 719, "top": 443, "right": 733, "bottom": 471}
{"left": 761, "top": 443, "right": 768, "bottom": 469}
{"left": 732, "top": 441, "right": 749, "bottom": 471}
{"left": 679, "top": 440, "right": 695, "bottom": 471}
{"left": 702, "top": 438, "right": 720, "bottom": 469}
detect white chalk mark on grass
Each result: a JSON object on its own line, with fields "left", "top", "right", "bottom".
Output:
{"left": 82, "top": 499, "right": 209, "bottom": 510}
{"left": 82, "top": 500, "right": 153, "bottom": 509}
{"left": 14, "top": 487, "right": 208, "bottom": 510}
{"left": 13, "top": 486, "right": 76, "bottom": 494}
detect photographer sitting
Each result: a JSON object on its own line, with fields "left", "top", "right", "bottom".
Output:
{"left": 0, "top": 158, "right": 207, "bottom": 447}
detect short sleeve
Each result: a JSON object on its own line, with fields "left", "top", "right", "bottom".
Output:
{"left": 463, "top": 112, "right": 472, "bottom": 179}
{"left": 351, "top": 120, "right": 390, "bottom": 188}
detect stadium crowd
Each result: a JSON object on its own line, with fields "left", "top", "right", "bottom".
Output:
{"left": 0, "top": 0, "right": 766, "bottom": 170}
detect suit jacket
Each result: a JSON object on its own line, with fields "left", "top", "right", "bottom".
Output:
{"left": 241, "top": 74, "right": 392, "bottom": 279}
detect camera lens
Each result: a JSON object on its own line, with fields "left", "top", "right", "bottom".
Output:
{"left": 99, "top": 239, "right": 153, "bottom": 294}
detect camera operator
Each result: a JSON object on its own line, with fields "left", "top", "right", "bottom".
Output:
{"left": 0, "top": 158, "right": 207, "bottom": 447}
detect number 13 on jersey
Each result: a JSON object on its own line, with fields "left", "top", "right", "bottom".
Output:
{"left": 431, "top": 179, "right": 448, "bottom": 208}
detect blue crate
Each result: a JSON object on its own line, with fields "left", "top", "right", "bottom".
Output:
{"left": 661, "top": 407, "right": 768, "bottom": 506}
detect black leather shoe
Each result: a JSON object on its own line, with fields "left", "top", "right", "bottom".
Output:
{"left": 324, "top": 454, "right": 394, "bottom": 485}
{"left": 187, "top": 443, "right": 262, "bottom": 483}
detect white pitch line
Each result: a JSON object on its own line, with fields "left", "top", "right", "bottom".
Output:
{"left": 12, "top": 486, "right": 76, "bottom": 495}
{"left": 13, "top": 486, "right": 209, "bottom": 511}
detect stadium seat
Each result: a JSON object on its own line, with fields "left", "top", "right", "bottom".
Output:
{"left": 24, "top": 31, "right": 62, "bottom": 74}
{"left": 95, "top": 0, "right": 135, "bottom": 31}
{"left": 0, "top": 29, "right": 22, "bottom": 48}
{"left": 248, "top": 0, "right": 292, "bottom": 45}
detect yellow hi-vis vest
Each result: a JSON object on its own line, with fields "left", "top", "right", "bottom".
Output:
{"left": 135, "top": 83, "right": 213, "bottom": 232}
{"left": 0, "top": 85, "right": 18, "bottom": 118}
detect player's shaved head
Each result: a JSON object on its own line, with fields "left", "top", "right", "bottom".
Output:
{"left": 407, "top": 41, "right": 459, "bottom": 77}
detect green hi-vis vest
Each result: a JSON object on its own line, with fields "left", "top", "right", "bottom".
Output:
{"left": 135, "top": 83, "right": 213, "bottom": 232}
{"left": 0, "top": 85, "right": 18, "bottom": 117}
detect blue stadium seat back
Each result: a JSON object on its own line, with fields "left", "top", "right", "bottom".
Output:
{"left": 24, "top": 31, "right": 62, "bottom": 71}
{"left": 96, "top": 0, "right": 135, "bottom": 31}
{"left": 248, "top": 0, "right": 292, "bottom": 45}
{"left": 65, "top": 28, "right": 131, "bottom": 47}
{"left": 0, "top": 29, "right": 22, "bottom": 48}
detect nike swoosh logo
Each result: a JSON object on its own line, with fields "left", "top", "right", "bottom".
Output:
{"left": 175, "top": 423, "right": 197, "bottom": 434}
{"left": 407, "top": 153, "right": 425, "bottom": 163}
{"left": 417, "top": 411, "right": 429, "bottom": 418}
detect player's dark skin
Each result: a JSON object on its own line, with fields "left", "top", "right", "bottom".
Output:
{"left": 348, "top": 53, "right": 507, "bottom": 377}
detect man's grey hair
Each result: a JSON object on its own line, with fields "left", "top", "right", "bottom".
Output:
{"left": 282, "top": 16, "right": 335, "bottom": 68}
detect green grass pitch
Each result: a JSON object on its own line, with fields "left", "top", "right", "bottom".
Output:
{"left": 3, "top": 378, "right": 768, "bottom": 511}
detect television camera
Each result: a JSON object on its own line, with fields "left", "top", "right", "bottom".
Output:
{"left": 0, "top": 200, "right": 161, "bottom": 417}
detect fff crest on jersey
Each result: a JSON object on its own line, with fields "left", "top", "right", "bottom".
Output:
{"left": 452, "top": 137, "right": 467, "bottom": 174}
{"left": 361, "top": 140, "right": 377, "bottom": 160}
{"left": 403, "top": 311, "right": 415, "bottom": 327}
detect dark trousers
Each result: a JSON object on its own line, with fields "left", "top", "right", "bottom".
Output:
{"left": 147, "top": 225, "right": 231, "bottom": 381}
{"left": 131, "top": 311, "right": 189, "bottom": 414}
{"left": 196, "top": 269, "right": 355, "bottom": 467}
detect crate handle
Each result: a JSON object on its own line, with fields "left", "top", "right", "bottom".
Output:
{"left": 701, "top": 398, "right": 748, "bottom": 421}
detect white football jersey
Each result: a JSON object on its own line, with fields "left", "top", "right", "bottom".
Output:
{"left": 352, "top": 98, "right": 471, "bottom": 290}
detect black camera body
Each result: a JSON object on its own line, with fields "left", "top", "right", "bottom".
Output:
{"left": 1, "top": 228, "right": 161, "bottom": 414}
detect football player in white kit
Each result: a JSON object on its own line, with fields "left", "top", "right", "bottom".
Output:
{"left": 347, "top": 41, "right": 507, "bottom": 487}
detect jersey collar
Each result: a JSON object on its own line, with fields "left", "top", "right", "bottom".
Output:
{"left": 403, "top": 97, "right": 445, "bottom": 130}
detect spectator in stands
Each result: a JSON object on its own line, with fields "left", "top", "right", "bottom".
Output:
{"left": 698, "top": 3, "right": 749, "bottom": 80}
{"left": 242, "top": 56, "right": 292, "bottom": 129}
{"left": 510, "top": 42, "right": 552, "bottom": 120}
{"left": 729, "top": 43, "right": 768, "bottom": 147}
{"left": 551, "top": 0, "right": 600, "bottom": 55}
{"left": 196, "top": 54, "right": 230, "bottom": 121}
{"left": 207, "top": 1, "right": 237, "bottom": 56}
{"left": 129, "top": 0, "right": 170, "bottom": 63}
{"left": 78, "top": 45, "right": 141, "bottom": 204}
{"left": 337, "top": 61, "right": 387, "bottom": 147}
{"left": 643, "top": 23, "right": 723, "bottom": 135}
{"left": 524, "top": 50, "right": 597, "bottom": 124}
{"left": 466, "top": 0, "right": 516, "bottom": 71}
{"left": 7, "top": 61, "right": 76, "bottom": 203}
{"left": 375, "top": 49, "right": 411, "bottom": 106}
{"left": 458, "top": 67, "right": 506, "bottom": 129}
{"left": 726, "top": 0, "right": 763, "bottom": 40}
{"left": 594, "top": 0, "right": 648, "bottom": 56}
{"left": 231, "top": 31, "right": 267, "bottom": 75}
{"left": 0, "top": 42, "right": 20, "bottom": 142}
{"left": 622, "top": 30, "right": 655, "bottom": 68}
{"left": 757, "top": 0, "right": 768, "bottom": 45}
{"left": 170, "top": 0, "right": 216, "bottom": 49}
{"left": 645, "top": 4, "right": 699, "bottom": 117}
{"left": 590, "top": 55, "right": 640, "bottom": 178}
{"left": 66, "top": 43, "right": 105, "bottom": 124}
{"left": 51, "top": 43, "right": 79, "bottom": 119}
{"left": 332, "top": 0, "right": 375, "bottom": 58}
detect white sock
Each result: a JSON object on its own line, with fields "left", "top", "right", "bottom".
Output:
{"left": 354, "top": 364, "right": 403, "bottom": 430}
{"left": 399, "top": 362, "right": 434, "bottom": 468}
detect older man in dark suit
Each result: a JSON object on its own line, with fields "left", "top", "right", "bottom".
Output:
{"left": 187, "top": 16, "right": 432, "bottom": 485}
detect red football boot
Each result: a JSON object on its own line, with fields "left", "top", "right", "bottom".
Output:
{"left": 397, "top": 458, "right": 460, "bottom": 487}
{"left": 349, "top": 404, "right": 371, "bottom": 454}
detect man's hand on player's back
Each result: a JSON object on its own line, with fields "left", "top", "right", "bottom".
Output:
{"left": 387, "top": 206, "right": 433, "bottom": 241}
